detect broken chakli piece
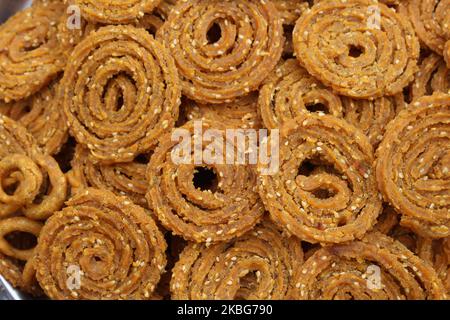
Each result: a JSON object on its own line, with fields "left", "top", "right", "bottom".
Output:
{"left": 0, "top": 115, "right": 67, "bottom": 296}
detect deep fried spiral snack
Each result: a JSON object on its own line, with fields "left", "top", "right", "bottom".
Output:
{"left": 401, "top": 0, "right": 450, "bottom": 55}
{"left": 258, "top": 114, "right": 382, "bottom": 244}
{"left": 157, "top": 0, "right": 284, "bottom": 104}
{"left": 73, "top": 0, "right": 162, "bottom": 24}
{"left": 291, "top": 232, "right": 447, "bottom": 300}
{"left": 35, "top": 188, "right": 167, "bottom": 300}
{"left": 410, "top": 53, "right": 450, "bottom": 101}
{"left": 376, "top": 93, "right": 450, "bottom": 239}
{"left": 0, "top": 77, "right": 68, "bottom": 155}
{"left": 171, "top": 220, "right": 303, "bottom": 300}
{"left": 184, "top": 94, "right": 262, "bottom": 129}
{"left": 259, "top": 59, "right": 343, "bottom": 129}
{"left": 61, "top": 25, "right": 181, "bottom": 164}
{"left": 0, "top": 1, "right": 65, "bottom": 102}
{"left": 293, "top": 0, "right": 420, "bottom": 98}
{"left": 68, "top": 144, "right": 148, "bottom": 207}
{"left": 146, "top": 120, "right": 265, "bottom": 243}
{"left": 0, "top": 115, "right": 67, "bottom": 220}
{"left": 342, "top": 94, "right": 406, "bottom": 147}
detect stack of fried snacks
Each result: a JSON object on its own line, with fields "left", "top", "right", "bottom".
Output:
{"left": 0, "top": 0, "right": 448, "bottom": 300}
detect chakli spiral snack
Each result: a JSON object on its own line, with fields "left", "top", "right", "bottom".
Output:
{"left": 341, "top": 94, "right": 406, "bottom": 147}
{"left": 0, "top": 115, "right": 67, "bottom": 220}
{"left": 184, "top": 94, "right": 262, "bottom": 129}
{"left": 73, "top": 0, "right": 162, "bottom": 24}
{"left": 376, "top": 93, "right": 450, "bottom": 239}
{"left": 157, "top": 0, "right": 284, "bottom": 104}
{"left": 171, "top": 219, "right": 303, "bottom": 300}
{"left": 62, "top": 25, "right": 181, "bottom": 164}
{"left": 410, "top": 53, "right": 450, "bottom": 101}
{"left": 68, "top": 144, "right": 149, "bottom": 208}
{"left": 401, "top": 0, "right": 450, "bottom": 56}
{"left": 258, "top": 114, "right": 382, "bottom": 244}
{"left": 0, "top": 1, "right": 66, "bottom": 102}
{"left": 259, "top": 59, "right": 343, "bottom": 129}
{"left": 146, "top": 120, "right": 265, "bottom": 243}
{"left": 34, "top": 188, "right": 167, "bottom": 300}
{"left": 290, "top": 232, "right": 447, "bottom": 300}
{"left": 293, "top": 0, "right": 420, "bottom": 99}
{"left": 0, "top": 77, "right": 68, "bottom": 155}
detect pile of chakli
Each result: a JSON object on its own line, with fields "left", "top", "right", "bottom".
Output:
{"left": 0, "top": 0, "right": 448, "bottom": 300}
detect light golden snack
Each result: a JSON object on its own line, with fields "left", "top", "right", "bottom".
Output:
{"left": 258, "top": 59, "right": 343, "bottom": 129}
{"left": 410, "top": 53, "right": 450, "bottom": 101}
{"left": 400, "top": 0, "right": 449, "bottom": 55}
{"left": 184, "top": 93, "right": 262, "bottom": 129}
{"left": 61, "top": 25, "right": 181, "bottom": 164}
{"left": 171, "top": 220, "right": 303, "bottom": 300}
{"left": 157, "top": 0, "right": 284, "bottom": 104}
{"left": 68, "top": 144, "right": 149, "bottom": 207}
{"left": 376, "top": 93, "right": 450, "bottom": 239}
{"left": 290, "top": 232, "right": 447, "bottom": 300}
{"left": 73, "top": 0, "right": 162, "bottom": 24}
{"left": 293, "top": 0, "right": 420, "bottom": 98}
{"left": 258, "top": 114, "right": 382, "bottom": 244}
{"left": 0, "top": 77, "right": 68, "bottom": 155}
{"left": 146, "top": 120, "right": 265, "bottom": 243}
{"left": 0, "top": 1, "right": 65, "bottom": 102}
{"left": 34, "top": 188, "right": 167, "bottom": 300}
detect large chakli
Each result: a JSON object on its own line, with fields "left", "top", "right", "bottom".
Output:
{"left": 73, "top": 0, "right": 163, "bottom": 24}
{"left": 293, "top": 0, "right": 420, "bottom": 99}
{"left": 157, "top": 0, "right": 284, "bottom": 104}
{"left": 376, "top": 93, "right": 450, "bottom": 239}
{"left": 170, "top": 220, "right": 303, "bottom": 300}
{"left": 146, "top": 120, "right": 265, "bottom": 243}
{"left": 258, "top": 113, "right": 382, "bottom": 244}
{"left": 290, "top": 232, "right": 447, "bottom": 300}
{"left": 0, "top": 1, "right": 66, "bottom": 102}
{"left": 61, "top": 25, "right": 181, "bottom": 164}
{"left": 34, "top": 188, "right": 167, "bottom": 300}
{"left": 0, "top": 76, "right": 68, "bottom": 155}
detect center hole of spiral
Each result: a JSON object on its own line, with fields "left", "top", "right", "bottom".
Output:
{"left": 348, "top": 45, "right": 364, "bottom": 58}
{"left": 305, "top": 102, "right": 329, "bottom": 114}
{"left": 193, "top": 167, "right": 218, "bottom": 192}
{"left": 207, "top": 22, "right": 222, "bottom": 44}
{"left": 313, "top": 188, "right": 337, "bottom": 200}
{"left": 5, "top": 232, "right": 38, "bottom": 250}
